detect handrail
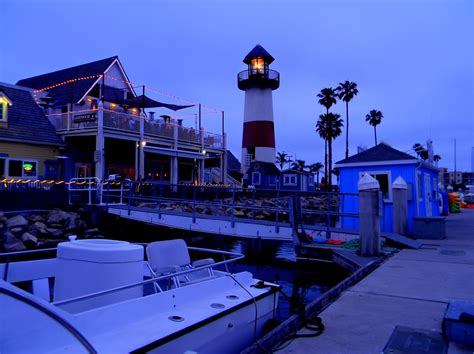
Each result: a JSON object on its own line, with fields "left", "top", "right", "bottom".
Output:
{"left": 52, "top": 249, "right": 245, "bottom": 306}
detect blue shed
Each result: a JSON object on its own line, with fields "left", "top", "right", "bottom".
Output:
{"left": 246, "top": 161, "right": 281, "bottom": 189}
{"left": 281, "top": 169, "right": 315, "bottom": 192}
{"left": 335, "top": 143, "right": 440, "bottom": 234}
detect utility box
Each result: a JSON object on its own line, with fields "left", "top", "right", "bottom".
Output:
{"left": 54, "top": 239, "right": 144, "bottom": 313}
{"left": 443, "top": 300, "right": 474, "bottom": 347}
{"left": 413, "top": 216, "right": 446, "bottom": 239}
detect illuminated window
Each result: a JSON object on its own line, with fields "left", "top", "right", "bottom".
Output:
{"left": 0, "top": 92, "right": 12, "bottom": 122}
{"left": 250, "top": 57, "right": 267, "bottom": 75}
{"left": 8, "top": 159, "right": 38, "bottom": 178}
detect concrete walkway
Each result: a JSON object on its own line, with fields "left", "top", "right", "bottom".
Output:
{"left": 281, "top": 209, "right": 474, "bottom": 354}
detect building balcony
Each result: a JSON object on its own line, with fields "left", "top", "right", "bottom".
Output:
{"left": 237, "top": 69, "right": 280, "bottom": 90}
{"left": 47, "top": 109, "right": 224, "bottom": 150}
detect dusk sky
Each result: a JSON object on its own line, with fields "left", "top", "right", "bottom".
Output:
{"left": 1, "top": 0, "right": 473, "bottom": 171}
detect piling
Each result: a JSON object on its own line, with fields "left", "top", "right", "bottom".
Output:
{"left": 358, "top": 174, "right": 380, "bottom": 257}
{"left": 392, "top": 176, "right": 408, "bottom": 235}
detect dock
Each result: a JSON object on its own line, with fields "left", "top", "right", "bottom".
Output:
{"left": 278, "top": 209, "right": 474, "bottom": 353}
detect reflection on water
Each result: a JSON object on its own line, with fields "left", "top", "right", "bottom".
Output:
{"left": 102, "top": 215, "right": 349, "bottom": 320}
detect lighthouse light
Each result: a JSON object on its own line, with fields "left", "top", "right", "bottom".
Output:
{"left": 250, "top": 57, "right": 265, "bottom": 75}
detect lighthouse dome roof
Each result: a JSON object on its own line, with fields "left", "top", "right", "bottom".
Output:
{"left": 243, "top": 44, "right": 275, "bottom": 64}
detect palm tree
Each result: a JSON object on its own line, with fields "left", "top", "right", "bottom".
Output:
{"left": 413, "top": 143, "right": 424, "bottom": 158}
{"left": 308, "top": 162, "right": 324, "bottom": 184}
{"left": 316, "top": 113, "right": 343, "bottom": 188}
{"left": 336, "top": 81, "right": 359, "bottom": 159}
{"left": 419, "top": 149, "right": 429, "bottom": 161}
{"left": 276, "top": 152, "right": 288, "bottom": 170}
{"left": 433, "top": 154, "right": 441, "bottom": 167}
{"left": 365, "top": 110, "right": 384, "bottom": 145}
{"left": 317, "top": 88, "right": 338, "bottom": 181}
{"left": 291, "top": 159, "right": 307, "bottom": 172}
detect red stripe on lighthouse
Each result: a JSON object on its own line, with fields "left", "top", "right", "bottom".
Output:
{"left": 242, "top": 121, "right": 275, "bottom": 148}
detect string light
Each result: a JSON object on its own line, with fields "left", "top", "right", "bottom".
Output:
{"left": 31, "top": 73, "right": 223, "bottom": 116}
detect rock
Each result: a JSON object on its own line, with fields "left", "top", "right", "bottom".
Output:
{"left": 41, "top": 239, "right": 63, "bottom": 248}
{"left": 75, "top": 219, "right": 87, "bottom": 231}
{"left": 46, "top": 228, "right": 64, "bottom": 239}
{"left": 27, "top": 214, "right": 45, "bottom": 223}
{"left": 3, "top": 231, "right": 26, "bottom": 252}
{"left": 6, "top": 215, "right": 28, "bottom": 229}
{"left": 29, "top": 221, "right": 48, "bottom": 233}
{"left": 84, "top": 228, "right": 100, "bottom": 236}
{"left": 21, "top": 232, "right": 38, "bottom": 248}
{"left": 46, "top": 210, "right": 69, "bottom": 225}
{"left": 234, "top": 210, "right": 245, "bottom": 217}
{"left": 10, "top": 227, "right": 24, "bottom": 236}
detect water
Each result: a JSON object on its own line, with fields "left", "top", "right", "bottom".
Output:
{"left": 101, "top": 214, "right": 349, "bottom": 320}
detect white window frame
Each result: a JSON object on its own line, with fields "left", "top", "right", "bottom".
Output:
{"left": 252, "top": 171, "right": 261, "bottom": 185}
{"left": 283, "top": 174, "right": 297, "bottom": 186}
{"left": 0, "top": 93, "right": 12, "bottom": 122}
{"left": 359, "top": 170, "right": 392, "bottom": 202}
{"left": 6, "top": 158, "right": 39, "bottom": 179}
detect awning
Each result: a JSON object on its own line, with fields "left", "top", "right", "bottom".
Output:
{"left": 144, "top": 146, "right": 205, "bottom": 160}
{"left": 104, "top": 93, "right": 195, "bottom": 111}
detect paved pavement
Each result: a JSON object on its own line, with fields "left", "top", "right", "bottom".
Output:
{"left": 281, "top": 209, "right": 474, "bottom": 354}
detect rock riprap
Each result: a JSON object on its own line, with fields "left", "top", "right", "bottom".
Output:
{"left": 0, "top": 209, "right": 101, "bottom": 252}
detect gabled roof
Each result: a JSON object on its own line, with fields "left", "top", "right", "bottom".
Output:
{"left": 335, "top": 143, "right": 417, "bottom": 166}
{"left": 282, "top": 169, "right": 313, "bottom": 175}
{"left": 250, "top": 161, "right": 281, "bottom": 175}
{"left": 0, "top": 84, "right": 64, "bottom": 146}
{"left": 16, "top": 56, "right": 118, "bottom": 108}
{"left": 243, "top": 44, "right": 275, "bottom": 64}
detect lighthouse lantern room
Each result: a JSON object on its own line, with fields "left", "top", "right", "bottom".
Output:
{"left": 237, "top": 44, "right": 280, "bottom": 176}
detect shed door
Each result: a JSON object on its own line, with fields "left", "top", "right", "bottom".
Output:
{"left": 424, "top": 173, "right": 432, "bottom": 216}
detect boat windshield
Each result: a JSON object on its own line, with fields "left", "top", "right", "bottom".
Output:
{"left": 0, "top": 284, "right": 96, "bottom": 353}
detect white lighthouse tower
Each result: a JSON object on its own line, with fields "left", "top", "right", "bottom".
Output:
{"left": 238, "top": 44, "right": 280, "bottom": 175}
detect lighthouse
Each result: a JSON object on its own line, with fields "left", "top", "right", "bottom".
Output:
{"left": 238, "top": 44, "right": 280, "bottom": 175}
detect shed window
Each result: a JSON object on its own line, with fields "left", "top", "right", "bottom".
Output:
{"left": 361, "top": 171, "right": 391, "bottom": 201}
{"left": 252, "top": 172, "right": 261, "bottom": 185}
{"left": 284, "top": 174, "right": 297, "bottom": 185}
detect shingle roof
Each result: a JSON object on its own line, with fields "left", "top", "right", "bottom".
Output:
{"left": 0, "top": 84, "right": 63, "bottom": 146}
{"left": 335, "top": 143, "right": 416, "bottom": 165}
{"left": 16, "top": 56, "right": 117, "bottom": 108}
{"left": 227, "top": 150, "right": 241, "bottom": 173}
{"left": 243, "top": 45, "right": 275, "bottom": 64}
{"left": 251, "top": 161, "right": 281, "bottom": 175}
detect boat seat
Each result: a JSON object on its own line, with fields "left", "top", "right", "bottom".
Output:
{"left": 146, "top": 239, "right": 215, "bottom": 291}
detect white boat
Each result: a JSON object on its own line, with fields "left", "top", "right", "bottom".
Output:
{"left": 0, "top": 238, "right": 279, "bottom": 353}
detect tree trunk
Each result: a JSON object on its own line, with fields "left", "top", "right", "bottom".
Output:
{"left": 324, "top": 140, "right": 328, "bottom": 182}
{"left": 345, "top": 101, "right": 349, "bottom": 159}
{"left": 328, "top": 138, "right": 333, "bottom": 188}
{"left": 374, "top": 126, "right": 377, "bottom": 145}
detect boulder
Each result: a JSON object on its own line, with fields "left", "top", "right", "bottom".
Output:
{"left": 21, "top": 232, "right": 39, "bottom": 248}
{"left": 29, "top": 221, "right": 48, "bottom": 234}
{"left": 45, "top": 228, "right": 64, "bottom": 239}
{"left": 27, "top": 214, "right": 45, "bottom": 223}
{"left": 3, "top": 231, "right": 26, "bottom": 252}
{"left": 6, "top": 215, "right": 28, "bottom": 229}
{"left": 10, "top": 227, "right": 24, "bottom": 236}
{"left": 46, "top": 210, "right": 69, "bottom": 225}
{"left": 84, "top": 228, "right": 100, "bottom": 236}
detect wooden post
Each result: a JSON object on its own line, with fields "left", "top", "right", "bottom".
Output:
{"left": 358, "top": 174, "right": 380, "bottom": 256}
{"left": 392, "top": 176, "right": 408, "bottom": 235}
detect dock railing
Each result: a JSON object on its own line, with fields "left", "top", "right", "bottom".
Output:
{"left": 100, "top": 181, "right": 360, "bottom": 238}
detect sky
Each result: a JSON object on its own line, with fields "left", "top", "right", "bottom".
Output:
{"left": 1, "top": 0, "right": 473, "bottom": 171}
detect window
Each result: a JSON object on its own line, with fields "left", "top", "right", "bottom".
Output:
{"left": 268, "top": 175, "right": 277, "bottom": 185}
{"left": 8, "top": 159, "right": 38, "bottom": 178}
{"left": 252, "top": 172, "right": 261, "bottom": 185}
{"left": 284, "top": 174, "right": 297, "bottom": 185}
{"left": 0, "top": 92, "right": 12, "bottom": 122}
{"left": 360, "top": 171, "right": 391, "bottom": 201}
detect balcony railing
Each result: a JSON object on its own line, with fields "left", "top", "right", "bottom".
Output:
{"left": 47, "top": 109, "right": 223, "bottom": 149}
{"left": 103, "top": 110, "right": 141, "bottom": 133}
{"left": 237, "top": 69, "right": 280, "bottom": 90}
